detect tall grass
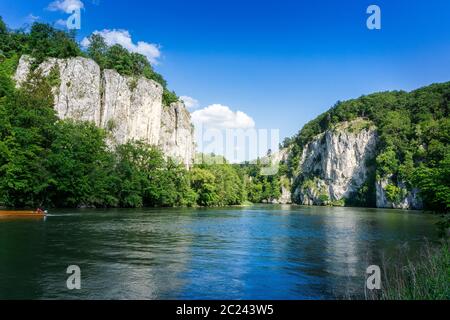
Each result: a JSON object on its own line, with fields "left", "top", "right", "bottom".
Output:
{"left": 367, "top": 241, "right": 450, "bottom": 300}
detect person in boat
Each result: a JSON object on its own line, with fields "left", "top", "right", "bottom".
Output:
{"left": 36, "top": 208, "right": 45, "bottom": 215}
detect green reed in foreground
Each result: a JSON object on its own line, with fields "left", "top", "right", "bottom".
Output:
{"left": 371, "top": 241, "right": 450, "bottom": 300}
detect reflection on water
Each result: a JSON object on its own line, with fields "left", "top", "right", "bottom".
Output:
{"left": 0, "top": 205, "right": 439, "bottom": 299}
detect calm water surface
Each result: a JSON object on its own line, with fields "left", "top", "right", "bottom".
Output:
{"left": 0, "top": 205, "right": 439, "bottom": 299}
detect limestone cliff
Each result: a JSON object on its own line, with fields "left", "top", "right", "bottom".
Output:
{"left": 375, "top": 177, "right": 423, "bottom": 210}
{"left": 289, "top": 118, "right": 423, "bottom": 209}
{"left": 293, "top": 119, "right": 378, "bottom": 205}
{"left": 14, "top": 55, "right": 195, "bottom": 167}
{"left": 267, "top": 148, "right": 292, "bottom": 204}
{"left": 159, "top": 101, "right": 195, "bottom": 167}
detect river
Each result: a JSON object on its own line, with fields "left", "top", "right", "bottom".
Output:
{"left": 0, "top": 205, "right": 439, "bottom": 299}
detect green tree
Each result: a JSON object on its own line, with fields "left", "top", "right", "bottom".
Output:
{"left": 114, "top": 141, "right": 166, "bottom": 207}
{"left": 376, "top": 148, "right": 399, "bottom": 179}
{"left": 247, "top": 180, "right": 263, "bottom": 203}
{"left": 0, "top": 70, "right": 57, "bottom": 207}
{"left": 208, "top": 164, "right": 244, "bottom": 205}
{"left": 413, "top": 153, "right": 450, "bottom": 212}
{"left": 104, "top": 44, "right": 133, "bottom": 76}
{"left": 163, "top": 89, "right": 179, "bottom": 106}
{"left": 47, "top": 120, "right": 118, "bottom": 207}
{"left": 190, "top": 167, "right": 218, "bottom": 206}
{"left": 27, "top": 23, "right": 81, "bottom": 66}
{"left": 0, "top": 16, "right": 6, "bottom": 35}
{"left": 85, "top": 33, "right": 108, "bottom": 69}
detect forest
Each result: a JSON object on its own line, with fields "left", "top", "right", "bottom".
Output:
{"left": 0, "top": 18, "right": 448, "bottom": 212}
{"left": 285, "top": 81, "right": 450, "bottom": 212}
{"left": 0, "top": 18, "right": 281, "bottom": 208}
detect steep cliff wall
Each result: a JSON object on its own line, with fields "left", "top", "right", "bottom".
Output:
{"left": 159, "top": 101, "right": 195, "bottom": 168}
{"left": 267, "top": 148, "right": 292, "bottom": 204}
{"left": 375, "top": 177, "right": 423, "bottom": 210}
{"left": 14, "top": 55, "right": 195, "bottom": 167}
{"left": 290, "top": 118, "right": 423, "bottom": 209}
{"left": 293, "top": 119, "right": 378, "bottom": 205}
{"left": 15, "top": 55, "right": 103, "bottom": 123}
{"left": 101, "top": 68, "right": 164, "bottom": 146}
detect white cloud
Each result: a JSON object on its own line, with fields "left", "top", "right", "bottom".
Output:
{"left": 25, "top": 14, "right": 40, "bottom": 24}
{"left": 80, "top": 36, "right": 90, "bottom": 48}
{"left": 81, "top": 29, "right": 161, "bottom": 65}
{"left": 47, "top": 0, "right": 84, "bottom": 13}
{"left": 55, "top": 19, "right": 67, "bottom": 27}
{"left": 191, "top": 104, "right": 255, "bottom": 129}
{"left": 180, "top": 96, "right": 199, "bottom": 110}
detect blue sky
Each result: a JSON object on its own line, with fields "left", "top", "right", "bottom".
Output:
{"left": 1, "top": 0, "right": 450, "bottom": 145}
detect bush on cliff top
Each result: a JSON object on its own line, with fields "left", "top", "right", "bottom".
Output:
{"left": 82, "top": 31, "right": 178, "bottom": 106}
{"left": 0, "top": 17, "right": 178, "bottom": 106}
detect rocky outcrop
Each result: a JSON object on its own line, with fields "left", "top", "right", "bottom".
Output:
{"left": 15, "top": 56, "right": 103, "bottom": 123}
{"left": 272, "top": 182, "right": 292, "bottom": 204}
{"left": 376, "top": 177, "right": 423, "bottom": 210}
{"left": 290, "top": 118, "right": 423, "bottom": 209}
{"left": 14, "top": 55, "right": 195, "bottom": 167}
{"left": 101, "top": 69, "right": 163, "bottom": 146}
{"left": 269, "top": 148, "right": 290, "bottom": 165}
{"left": 159, "top": 101, "right": 195, "bottom": 168}
{"left": 293, "top": 119, "right": 377, "bottom": 205}
{"left": 267, "top": 148, "right": 292, "bottom": 204}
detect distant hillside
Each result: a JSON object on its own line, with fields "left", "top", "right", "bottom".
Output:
{"left": 281, "top": 82, "right": 449, "bottom": 212}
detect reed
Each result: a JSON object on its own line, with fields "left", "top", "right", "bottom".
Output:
{"left": 366, "top": 240, "right": 450, "bottom": 300}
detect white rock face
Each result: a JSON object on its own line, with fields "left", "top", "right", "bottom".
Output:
{"left": 269, "top": 148, "right": 289, "bottom": 165}
{"left": 15, "top": 56, "right": 103, "bottom": 122}
{"left": 376, "top": 178, "right": 423, "bottom": 210}
{"left": 272, "top": 184, "right": 292, "bottom": 204}
{"left": 101, "top": 69, "right": 163, "bottom": 146}
{"left": 14, "top": 55, "right": 195, "bottom": 167}
{"left": 13, "top": 55, "right": 34, "bottom": 84}
{"left": 265, "top": 148, "right": 292, "bottom": 204}
{"left": 294, "top": 119, "right": 377, "bottom": 205}
{"left": 159, "top": 101, "right": 195, "bottom": 168}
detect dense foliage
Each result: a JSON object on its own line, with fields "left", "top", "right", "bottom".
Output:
{"left": 0, "top": 63, "right": 248, "bottom": 208}
{"left": 238, "top": 160, "right": 286, "bottom": 204}
{"left": 0, "top": 17, "right": 284, "bottom": 209}
{"left": 0, "top": 65, "right": 282, "bottom": 209}
{"left": 1, "top": 17, "right": 447, "bottom": 211}
{"left": 288, "top": 82, "right": 450, "bottom": 212}
{"left": 0, "top": 19, "right": 81, "bottom": 67}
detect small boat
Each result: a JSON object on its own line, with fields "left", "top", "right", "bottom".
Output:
{"left": 0, "top": 209, "right": 47, "bottom": 218}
